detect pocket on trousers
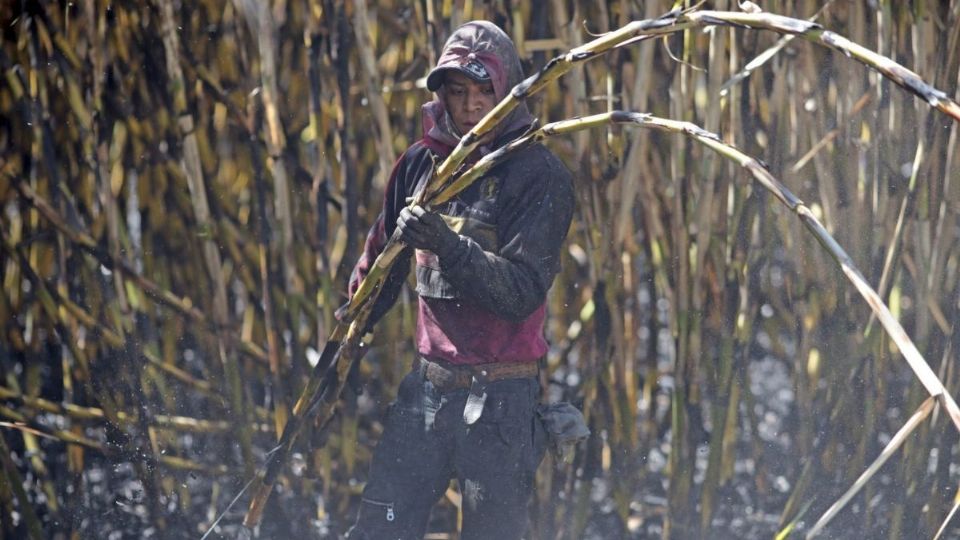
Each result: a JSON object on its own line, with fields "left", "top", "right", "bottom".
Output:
{"left": 478, "top": 381, "right": 534, "bottom": 445}
{"left": 351, "top": 495, "right": 407, "bottom": 540}
{"left": 358, "top": 496, "right": 397, "bottom": 524}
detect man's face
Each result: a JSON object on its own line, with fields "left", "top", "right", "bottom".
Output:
{"left": 443, "top": 71, "right": 497, "bottom": 140}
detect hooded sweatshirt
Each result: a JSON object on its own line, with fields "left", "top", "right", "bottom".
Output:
{"left": 346, "top": 21, "right": 574, "bottom": 366}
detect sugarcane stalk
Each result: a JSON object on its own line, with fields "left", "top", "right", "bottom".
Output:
{"left": 530, "top": 106, "right": 954, "bottom": 476}
{"left": 428, "top": 7, "right": 960, "bottom": 213}
{"left": 700, "top": 227, "right": 760, "bottom": 531}
{"left": 249, "top": 0, "right": 297, "bottom": 300}
{"left": 9, "top": 176, "right": 194, "bottom": 316}
{"left": 2, "top": 226, "right": 216, "bottom": 515}
{"left": 0, "top": 362, "right": 59, "bottom": 517}
{"left": 422, "top": 0, "right": 440, "bottom": 65}
{"left": 243, "top": 319, "right": 357, "bottom": 527}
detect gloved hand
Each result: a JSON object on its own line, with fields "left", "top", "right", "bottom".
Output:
{"left": 396, "top": 205, "right": 460, "bottom": 258}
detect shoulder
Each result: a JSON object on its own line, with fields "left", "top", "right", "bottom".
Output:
{"left": 401, "top": 140, "right": 436, "bottom": 164}
{"left": 504, "top": 144, "right": 573, "bottom": 195}
{"left": 393, "top": 140, "right": 443, "bottom": 181}
{"left": 532, "top": 145, "right": 571, "bottom": 178}
{"left": 414, "top": 135, "right": 454, "bottom": 160}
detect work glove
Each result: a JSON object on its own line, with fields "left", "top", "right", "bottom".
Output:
{"left": 396, "top": 205, "right": 460, "bottom": 258}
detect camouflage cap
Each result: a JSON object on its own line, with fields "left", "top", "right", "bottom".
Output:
{"left": 426, "top": 57, "right": 491, "bottom": 91}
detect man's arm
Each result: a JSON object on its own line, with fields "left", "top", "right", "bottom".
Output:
{"left": 402, "top": 150, "right": 575, "bottom": 321}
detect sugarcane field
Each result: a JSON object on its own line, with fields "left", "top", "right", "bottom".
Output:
{"left": 2, "top": 0, "right": 960, "bottom": 538}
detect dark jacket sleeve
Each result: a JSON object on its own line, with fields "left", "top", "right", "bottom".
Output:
{"left": 438, "top": 147, "right": 575, "bottom": 321}
{"left": 344, "top": 151, "right": 414, "bottom": 327}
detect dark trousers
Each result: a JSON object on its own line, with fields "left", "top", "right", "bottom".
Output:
{"left": 346, "top": 368, "right": 546, "bottom": 540}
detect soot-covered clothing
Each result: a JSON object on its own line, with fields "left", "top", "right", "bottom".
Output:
{"left": 347, "top": 133, "right": 574, "bottom": 365}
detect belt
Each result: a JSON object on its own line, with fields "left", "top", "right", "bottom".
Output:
{"left": 418, "top": 357, "right": 538, "bottom": 393}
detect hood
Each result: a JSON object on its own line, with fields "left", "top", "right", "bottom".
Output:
{"left": 421, "top": 21, "right": 535, "bottom": 153}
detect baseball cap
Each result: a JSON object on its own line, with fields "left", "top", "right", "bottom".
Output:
{"left": 426, "top": 58, "right": 491, "bottom": 91}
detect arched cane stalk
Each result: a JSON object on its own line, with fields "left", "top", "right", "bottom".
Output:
{"left": 242, "top": 6, "right": 960, "bottom": 527}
